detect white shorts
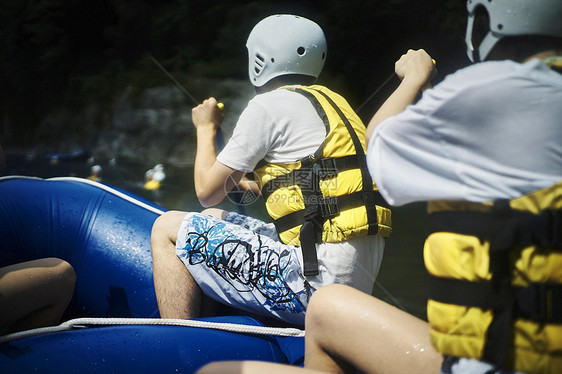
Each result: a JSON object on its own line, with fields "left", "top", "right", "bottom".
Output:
{"left": 176, "top": 212, "right": 313, "bottom": 325}
{"left": 440, "top": 356, "right": 526, "bottom": 374}
{"left": 175, "top": 211, "right": 385, "bottom": 325}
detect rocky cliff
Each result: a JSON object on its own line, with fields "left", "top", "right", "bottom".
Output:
{"left": 4, "top": 78, "right": 255, "bottom": 168}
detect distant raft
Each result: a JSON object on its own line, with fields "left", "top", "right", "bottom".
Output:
{"left": 0, "top": 176, "right": 304, "bottom": 373}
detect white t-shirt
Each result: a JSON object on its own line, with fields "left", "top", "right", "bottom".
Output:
{"left": 367, "top": 58, "right": 562, "bottom": 206}
{"left": 217, "top": 88, "right": 385, "bottom": 293}
{"left": 217, "top": 88, "right": 326, "bottom": 171}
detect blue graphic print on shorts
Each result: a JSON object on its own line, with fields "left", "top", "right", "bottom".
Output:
{"left": 176, "top": 213, "right": 313, "bottom": 318}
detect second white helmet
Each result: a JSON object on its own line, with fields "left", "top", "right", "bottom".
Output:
{"left": 466, "top": 0, "right": 562, "bottom": 62}
{"left": 246, "top": 14, "right": 327, "bottom": 87}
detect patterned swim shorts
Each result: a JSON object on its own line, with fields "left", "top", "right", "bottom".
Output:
{"left": 175, "top": 211, "right": 314, "bottom": 325}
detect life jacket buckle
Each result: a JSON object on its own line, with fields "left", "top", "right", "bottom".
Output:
{"left": 319, "top": 196, "right": 340, "bottom": 218}
{"left": 313, "top": 158, "right": 338, "bottom": 179}
{"left": 517, "top": 283, "right": 562, "bottom": 322}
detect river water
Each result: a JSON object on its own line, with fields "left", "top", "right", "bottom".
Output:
{"left": 2, "top": 151, "right": 429, "bottom": 320}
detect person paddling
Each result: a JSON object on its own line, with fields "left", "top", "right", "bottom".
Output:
{"left": 150, "top": 14, "right": 391, "bottom": 325}
{"left": 197, "top": 1, "right": 562, "bottom": 373}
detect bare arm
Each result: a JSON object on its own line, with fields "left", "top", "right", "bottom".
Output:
{"left": 237, "top": 176, "right": 262, "bottom": 195}
{"left": 366, "top": 49, "right": 435, "bottom": 143}
{"left": 192, "top": 97, "right": 244, "bottom": 207}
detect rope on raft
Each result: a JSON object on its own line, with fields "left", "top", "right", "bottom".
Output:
{"left": 0, "top": 317, "right": 306, "bottom": 344}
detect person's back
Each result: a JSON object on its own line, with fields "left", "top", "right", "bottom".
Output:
{"left": 368, "top": 56, "right": 562, "bottom": 205}
{"left": 218, "top": 87, "right": 326, "bottom": 169}
{"left": 151, "top": 14, "right": 390, "bottom": 326}
{"left": 367, "top": 1, "right": 562, "bottom": 373}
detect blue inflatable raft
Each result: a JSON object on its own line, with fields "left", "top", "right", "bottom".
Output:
{"left": 0, "top": 176, "right": 304, "bottom": 373}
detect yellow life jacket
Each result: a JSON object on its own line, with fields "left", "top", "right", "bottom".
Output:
{"left": 424, "top": 181, "right": 562, "bottom": 373}
{"left": 543, "top": 56, "right": 562, "bottom": 74}
{"left": 253, "top": 85, "right": 392, "bottom": 276}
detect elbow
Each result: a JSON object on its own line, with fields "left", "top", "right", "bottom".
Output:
{"left": 195, "top": 188, "right": 221, "bottom": 208}
{"left": 198, "top": 197, "right": 217, "bottom": 208}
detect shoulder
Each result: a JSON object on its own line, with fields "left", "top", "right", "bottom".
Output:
{"left": 429, "top": 59, "right": 562, "bottom": 109}
{"left": 438, "top": 61, "right": 516, "bottom": 88}
{"left": 416, "top": 60, "right": 527, "bottom": 111}
{"left": 253, "top": 88, "right": 303, "bottom": 101}
{"left": 438, "top": 59, "right": 556, "bottom": 89}
{"left": 245, "top": 88, "right": 317, "bottom": 115}
{"left": 236, "top": 89, "right": 307, "bottom": 130}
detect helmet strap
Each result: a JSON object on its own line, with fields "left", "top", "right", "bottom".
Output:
{"left": 477, "top": 32, "right": 502, "bottom": 62}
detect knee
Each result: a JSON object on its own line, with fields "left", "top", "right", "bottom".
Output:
{"left": 55, "top": 259, "right": 76, "bottom": 286}
{"left": 195, "top": 362, "right": 232, "bottom": 374}
{"left": 306, "top": 284, "right": 351, "bottom": 331}
{"left": 43, "top": 258, "right": 76, "bottom": 283}
{"left": 196, "top": 361, "right": 262, "bottom": 374}
{"left": 151, "top": 211, "right": 175, "bottom": 237}
{"left": 58, "top": 260, "right": 76, "bottom": 299}
{"left": 151, "top": 211, "right": 188, "bottom": 248}
{"left": 45, "top": 258, "right": 76, "bottom": 299}
{"left": 201, "top": 208, "right": 228, "bottom": 220}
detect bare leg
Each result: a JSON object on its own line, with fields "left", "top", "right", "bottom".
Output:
{"left": 151, "top": 210, "right": 224, "bottom": 319}
{"left": 196, "top": 284, "right": 441, "bottom": 374}
{"left": 151, "top": 210, "right": 203, "bottom": 318}
{"left": 304, "top": 284, "right": 442, "bottom": 374}
{"left": 0, "top": 258, "right": 76, "bottom": 335}
{"left": 196, "top": 361, "right": 325, "bottom": 374}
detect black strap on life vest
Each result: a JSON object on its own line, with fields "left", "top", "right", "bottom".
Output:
{"left": 261, "top": 155, "right": 360, "bottom": 201}
{"left": 427, "top": 205, "right": 562, "bottom": 366}
{"left": 310, "top": 89, "right": 380, "bottom": 237}
{"left": 265, "top": 87, "right": 380, "bottom": 276}
{"left": 272, "top": 190, "right": 388, "bottom": 233}
{"left": 429, "top": 277, "right": 562, "bottom": 322}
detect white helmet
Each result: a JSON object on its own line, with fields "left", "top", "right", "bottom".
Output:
{"left": 466, "top": 0, "right": 562, "bottom": 62}
{"left": 246, "top": 14, "right": 327, "bottom": 87}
